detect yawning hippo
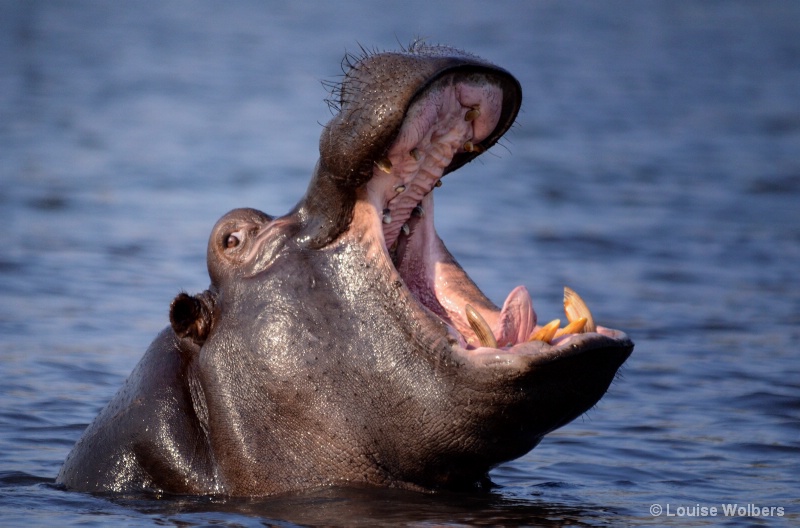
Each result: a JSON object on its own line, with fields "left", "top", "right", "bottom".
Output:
{"left": 57, "top": 43, "right": 633, "bottom": 496}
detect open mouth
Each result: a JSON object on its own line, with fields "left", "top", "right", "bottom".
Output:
{"left": 360, "top": 72, "right": 630, "bottom": 363}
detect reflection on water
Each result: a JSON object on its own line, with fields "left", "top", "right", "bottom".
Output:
{"left": 1, "top": 0, "right": 799, "bottom": 525}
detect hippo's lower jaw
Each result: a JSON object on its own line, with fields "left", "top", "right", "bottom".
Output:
{"left": 353, "top": 70, "right": 633, "bottom": 373}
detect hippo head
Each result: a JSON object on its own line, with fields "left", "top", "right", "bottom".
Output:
{"left": 170, "top": 43, "right": 633, "bottom": 495}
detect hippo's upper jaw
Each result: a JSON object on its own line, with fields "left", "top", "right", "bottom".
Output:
{"left": 309, "top": 44, "right": 632, "bottom": 367}
{"left": 57, "top": 43, "right": 633, "bottom": 497}
{"left": 340, "top": 51, "right": 633, "bottom": 371}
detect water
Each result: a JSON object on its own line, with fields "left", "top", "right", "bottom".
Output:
{"left": 1, "top": 0, "right": 798, "bottom": 525}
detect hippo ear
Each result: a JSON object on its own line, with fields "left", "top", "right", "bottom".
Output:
{"left": 170, "top": 291, "right": 215, "bottom": 345}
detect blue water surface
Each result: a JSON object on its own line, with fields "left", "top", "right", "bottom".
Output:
{"left": 1, "top": 1, "right": 799, "bottom": 526}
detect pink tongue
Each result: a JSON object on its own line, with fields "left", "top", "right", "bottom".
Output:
{"left": 494, "top": 286, "right": 537, "bottom": 347}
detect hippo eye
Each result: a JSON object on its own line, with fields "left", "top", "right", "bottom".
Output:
{"left": 225, "top": 233, "right": 241, "bottom": 249}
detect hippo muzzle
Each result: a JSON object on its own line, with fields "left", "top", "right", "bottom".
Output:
{"left": 57, "top": 42, "right": 633, "bottom": 496}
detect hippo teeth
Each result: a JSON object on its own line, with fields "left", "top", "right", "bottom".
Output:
{"left": 465, "top": 304, "right": 497, "bottom": 348}
{"left": 457, "top": 288, "right": 599, "bottom": 350}
{"left": 529, "top": 319, "right": 561, "bottom": 343}
{"left": 464, "top": 106, "right": 481, "bottom": 122}
{"left": 555, "top": 317, "right": 588, "bottom": 339}
{"left": 528, "top": 288, "right": 596, "bottom": 344}
{"left": 375, "top": 157, "right": 393, "bottom": 174}
{"left": 564, "top": 287, "right": 596, "bottom": 333}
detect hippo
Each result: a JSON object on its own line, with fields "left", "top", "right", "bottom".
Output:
{"left": 57, "top": 42, "right": 633, "bottom": 496}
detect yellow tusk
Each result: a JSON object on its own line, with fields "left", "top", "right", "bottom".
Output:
{"left": 465, "top": 304, "right": 497, "bottom": 348}
{"left": 564, "top": 287, "right": 596, "bottom": 333}
{"left": 529, "top": 319, "right": 561, "bottom": 343}
{"left": 554, "top": 317, "right": 587, "bottom": 338}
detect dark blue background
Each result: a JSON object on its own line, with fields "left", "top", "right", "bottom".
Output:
{"left": 1, "top": 1, "right": 798, "bottom": 525}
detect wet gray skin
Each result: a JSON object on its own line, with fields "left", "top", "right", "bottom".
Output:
{"left": 57, "top": 43, "right": 633, "bottom": 496}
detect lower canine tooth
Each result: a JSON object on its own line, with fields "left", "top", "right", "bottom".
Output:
{"left": 382, "top": 208, "right": 392, "bottom": 224}
{"left": 465, "top": 305, "right": 497, "bottom": 348}
{"left": 564, "top": 287, "right": 596, "bottom": 333}
{"left": 529, "top": 319, "right": 561, "bottom": 343}
{"left": 554, "top": 317, "right": 587, "bottom": 338}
